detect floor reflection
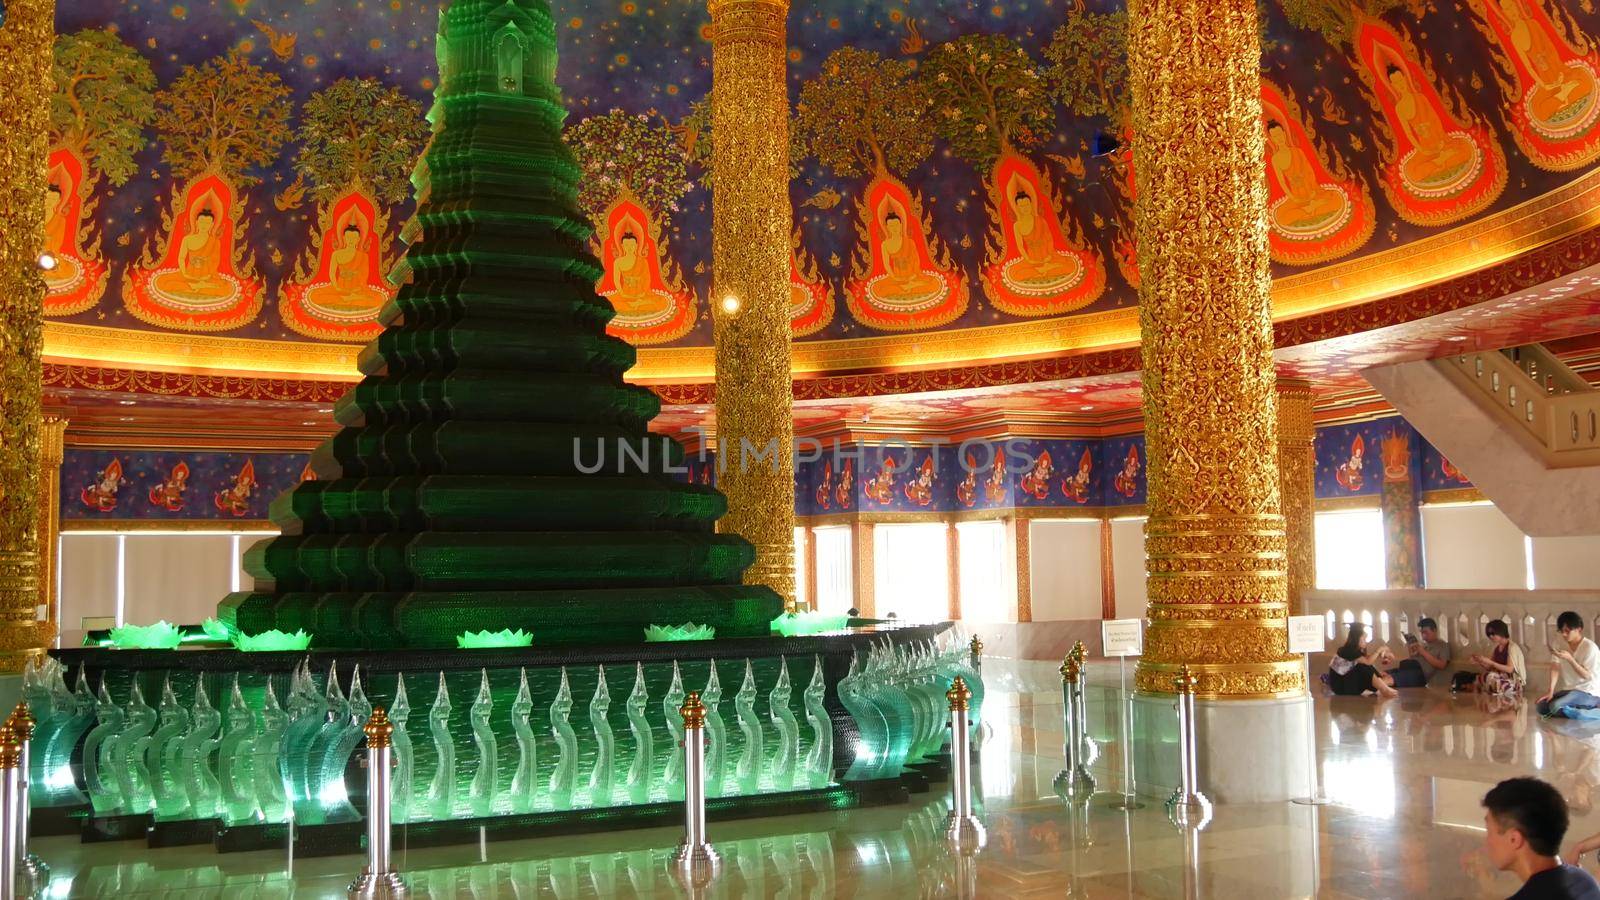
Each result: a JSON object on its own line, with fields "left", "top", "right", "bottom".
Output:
{"left": 36, "top": 658, "right": 1600, "bottom": 897}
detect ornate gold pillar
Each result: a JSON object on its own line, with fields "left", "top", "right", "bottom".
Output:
{"left": 850, "top": 520, "right": 874, "bottom": 617}
{"left": 0, "top": 0, "right": 57, "bottom": 672}
{"left": 36, "top": 417, "right": 68, "bottom": 634}
{"left": 1130, "top": 0, "right": 1301, "bottom": 697}
{"left": 708, "top": 0, "right": 797, "bottom": 610}
{"left": 1099, "top": 517, "right": 1116, "bottom": 619}
{"left": 946, "top": 520, "right": 961, "bottom": 621}
{"left": 802, "top": 524, "right": 818, "bottom": 612}
{"left": 1275, "top": 380, "right": 1316, "bottom": 615}
{"left": 1008, "top": 517, "right": 1032, "bottom": 623}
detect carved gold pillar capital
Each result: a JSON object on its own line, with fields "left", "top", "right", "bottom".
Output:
{"left": 1275, "top": 380, "right": 1316, "bottom": 615}
{"left": 1130, "top": 0, "right": 1302, "bottom": 698}
{"left": 0, "top": 0, "right": 58, "bottom": 673}
{"left": 709, "top": 0, "right": 797, "bottom": 610}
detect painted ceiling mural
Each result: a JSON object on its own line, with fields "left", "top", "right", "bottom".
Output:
{"left": 48, "top": 0, "right": 1600, "bottom": 347}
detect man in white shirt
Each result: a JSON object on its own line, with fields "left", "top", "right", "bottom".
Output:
{"left": 1537, "top": 611, "right": 1600, "bottom": 720}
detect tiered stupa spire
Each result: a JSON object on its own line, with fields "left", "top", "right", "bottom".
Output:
{"left": 220, "top": 0, "right": 783, "bottom": 647}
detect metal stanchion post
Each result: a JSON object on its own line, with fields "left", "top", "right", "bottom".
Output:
{"left": 6, "top": 704, "right": 44, "bottom": 895}
{"left": 672, "top": 691, "right": 719, "bottom": 888}
{"left": 1054, "top": 643, "right": 1095, "bottom": 800}
{"left": 0, "top": 725, "right": 19, "bottom": 900}
{"left": 968, "top": 636, "right": 982, "bottom": 673}
{"left": 1165, "top": 665, "right": 1212, "bottom": 829}
{"left": 349, "top": 707, "right": 407, "bottom": 899}
{"left": 1108, "top": 650, "right": 1143, "bottom": 811}
{"left": 945, "top": 676, "right": 986, "bottom": 853}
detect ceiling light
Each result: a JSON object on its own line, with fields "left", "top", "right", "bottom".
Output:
{"left": 117, "top": 400, "right": 136, "bottom": 406}
{"left": 36, "top": 253, "right": 57, "bottom": 272}
{"left": 719, "top": 294, "right": 741, "bottom": 315}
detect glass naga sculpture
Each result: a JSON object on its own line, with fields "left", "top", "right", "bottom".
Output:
{"left": 469, "top": 669, "right": 498, "bottom": 817}
{"left": 548, "top": 667, "right": 577, "bottom": 811}
{"left": 178, "top": 675, "right": 222, "bottom": 820}
{"left": 426, "top": 671, "right": 455, "bottom": 821}
{"left": 734, "top": 659, "right": 765, "bottom": 795}
{"left": 702, "top": 662, "right": 726, "bottom": 798}
{"left": 149, "top": 677, "right": 193, "bottom": 820}
{"left": 769, "top": 657, "right": 800, "bottom": 792}
{"left": 315, "top": 666, "right": 369, "bottom": 824}
{"left": 803, "top": 656, "right": 833, "bottom": 789}
{"left": 390, "top": 676, "right": 414, "bottom": 824}
{"left": 587, "top": 665, "right": 614, "bottom": 807}
{"left": 624, "top": 663, "right": 652, "bottom": 805}
{"left": 83, "top": 680, "right": 124, "bottom": 815}
{"left": 662, "top": 662, "right": 686, "bottom": 801}
{"left": 509, "top": 668, "right": 537, "bottom": 814}
{"left": 218, "top": 675, "right": 259, "bottom": 825}
{"left": 253, "top": 679, "right": 289, "bottom": 824}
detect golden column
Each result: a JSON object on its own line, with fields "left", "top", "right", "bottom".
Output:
{"left": 1130, "top": 0, "right": 1302, "bottom": 697}
{"left": 1276, "top": 380, "right": 1317, "bottom": 616}
{"left": 36, "top": 417, "right": 68, "bottom": 634}
{"left": 0, "top": 0, "right": 58, "bottom": 673}
{"left": 708, "top": 0, "right": 797, "bottom": 610}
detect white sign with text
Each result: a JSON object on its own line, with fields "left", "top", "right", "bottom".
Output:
{"left": 1288, "top": 615, "right": 1327, "bottom": 655}
{"left": 1101, "top": 618, "right": 1144, "bottom": 657}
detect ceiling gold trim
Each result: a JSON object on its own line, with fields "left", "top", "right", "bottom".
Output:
{"left": 43, "top": 166, "right": 1600, "bottom": 382}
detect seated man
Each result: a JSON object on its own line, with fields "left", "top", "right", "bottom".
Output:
{"left": 1389, "top": 617, "right": 1450, "bottom": 688}
{"left": 1538, "top": 611, "right": 1600, "bottom": 720}
{"left": 1482, "top": 776, "right": 1600, "bottom": 899}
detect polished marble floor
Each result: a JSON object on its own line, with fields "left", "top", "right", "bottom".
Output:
{"left": 32, "top": 658, "right": 1600, "bottom": 898}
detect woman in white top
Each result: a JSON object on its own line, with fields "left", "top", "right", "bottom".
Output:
{"left": 1464, "top": 619, "right": 1526, "bottom": 698}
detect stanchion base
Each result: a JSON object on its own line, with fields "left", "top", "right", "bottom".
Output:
{"left": 1106, "top": 794, "right": 1145, "bottom": 811}
{"left": 347, "top": 868, "right": 409, "bottom": 898}
{"left": 1290, "top": 795, "right": 1331, "bottom": 806}
{"left": 18, "top": 853, "right": 48, "bottom": 895}
{"left": 671, "top": 842, "right": 721, "bottom": 889}
{"left": 1052, "top": 769, "right": 1097, "bottom": 801}
{"left": 944, "top": 813, "right": 987, "bottom": 854}
{"left": 1165, "top": 793, "right": 1214, "bottom": 831}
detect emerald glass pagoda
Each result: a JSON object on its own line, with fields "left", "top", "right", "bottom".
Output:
{"left": 219, "top": 0, "right": 782, "bottom": 647}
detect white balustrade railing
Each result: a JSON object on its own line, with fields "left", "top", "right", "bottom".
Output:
{"left": 1305, "top": 589, "right": 1600, "bottom": 671}
{"left": 1437, "top": 351, "right": 1600, "bottom": 464}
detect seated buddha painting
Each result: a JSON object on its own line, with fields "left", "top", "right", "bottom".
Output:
{"left": 845, "top": 174, "right": 966, "bottom": 332}
{"left": 1469, "top": 0, "right": 1600, "bottom": 171}
{"left": 123, "top": 172, "right": 264, "bottom": 331}
{"left": 41, "top": 147, "right": 108, "bottom": 316}
{"left": 980, "top": 153, "right": 1104, "bottom": 316}
{"left": 594, "top": 192, "right": 696, "bottom": 345}
{"left": 280, "top": 188, "right": 396, "bottom": 341}
{"left": 789, "top": 232, "right": 834, "bottom": 338}
{"left": 1356, "top": 19, "right": 1506, "bottom": 226}
{"left": 1260, "top": 80, "right": 1375, "bottom": 266}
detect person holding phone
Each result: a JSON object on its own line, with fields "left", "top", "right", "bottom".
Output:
{"left": 1537, "top": 611, "right": 1600, "bottom": 720}
{"left": 1390, "top": 617, "right": 1450, "bottom": 688}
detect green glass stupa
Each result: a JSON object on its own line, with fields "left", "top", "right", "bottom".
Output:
{"left": 219, "top": 0, "right": 782, "bottom": 648}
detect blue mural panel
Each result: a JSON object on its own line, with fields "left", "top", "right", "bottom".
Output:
{"left": 1420, "top": 439, "right": 1476, "bottom": 492}
{"left": 64, "top": 449, "right": 308, "bottom": 520}
{"left": 1102, "top": 434, "right": 1146, "bottom": 506}
{"left": 948, "top": 439, "right": 1012, "bottom": 511}
{"left": 1314, "top": 416, "right": 1426, "bottom": 500}
{"left": 1007, "top": 438, "right": 1101, "bottom": 509}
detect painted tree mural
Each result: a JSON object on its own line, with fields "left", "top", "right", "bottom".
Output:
{"left": 122, "top": 50, "right": 293, "bottom": 331}
{"left": 924, "top": 34, "right": 1104, "bottom": 316}
{"left": 45, "top": 28, "right": 156, "bottom": 315}
{"left": 280, "top": 77, "right": 429, "bottom": 341}
{"left": 794, "top": 47, "right": 966, "bottom": 331}
{"left": 565, "top": 109, "right": 698, "bottom": 344}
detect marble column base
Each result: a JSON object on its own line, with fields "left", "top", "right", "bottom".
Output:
{"left": 1131, "top": 692, "right": 1313, "bottom": 804}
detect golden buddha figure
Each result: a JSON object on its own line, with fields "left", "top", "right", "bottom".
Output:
{"left": 152, "top": 206, "right": 231, "bottom": 302}
{"left": 872, "top": 208, "right": 945, "bottom": 309}
{"left": 1494, "top": 0, "right": 1594, "bottom": 125}
{"left": 1001, "top": 189, "right": 1077, "bottom": 290}
{"left": 41, "top": 183, "right": 81, "bottom": 291}
{"left": 1265, "top": 121, "right": 1345, "bottom": 230}
{"left": 1383, "top": 63, "right": 1476, "bottom": 188}
{"left": 302, "top": 221, "right": 383, "bottom": 316}
{"left": 600, "top": 213, "right": 676, "bottom": 327}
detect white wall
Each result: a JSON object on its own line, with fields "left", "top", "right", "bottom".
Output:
{"left": 1421, "top": 502, "right": 1529, "bottom": 590}
{"left": 873, "top": 523, "right": 949, "bottom": 623}
{"left": 1110, "top": 516, "right": 1148, "bottom": 620}
{"left": 1314, "top": 509, "right": 1386, "bottom": 590}
{"left": 1028, "top": 519, "right": 1102, "bottom": 621}
{"left": 1529, "top": 535, "right": 1600, "bottom": 589}
{"left": 57, "top": 533, "right": 119, "bottom": 629}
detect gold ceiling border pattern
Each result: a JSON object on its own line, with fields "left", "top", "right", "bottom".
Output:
{"left": 41, "top": 166, "right": 1600, "bottom": 401}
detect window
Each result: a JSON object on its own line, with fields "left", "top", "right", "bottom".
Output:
{"left": 873, "top": 523, "right": 949, "bottom": 623}
{"left": 956, "top": 521, "right": 1006, "bottom": 621}
{"left": 813, "top": 526, "right": 853, "bottom": 615}
{"left": 1313, "top": 509, "right": 1385, "bottom": 590}
{"left": 793, "top": 527, "right": 807, "bottom": 608}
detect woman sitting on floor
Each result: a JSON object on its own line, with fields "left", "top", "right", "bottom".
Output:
{"left": 1455, "top": 619, "right": 1527, "bottom": 698}
{"left": 1329, "top": 623, "right": 1400, "bottom": 699}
